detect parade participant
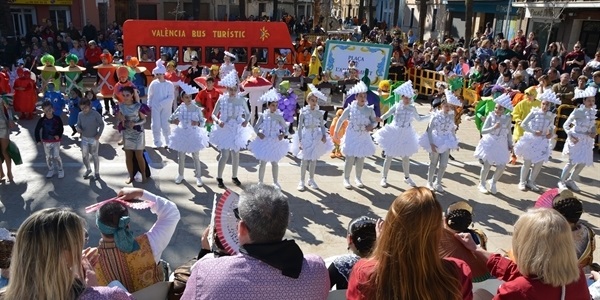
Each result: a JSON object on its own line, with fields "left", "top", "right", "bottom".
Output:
{"left": 94, "top": 52, "right": 117, "bottom": 115}
{"left": 219, "top": 51, "right": 236, "bottom": 78}
{"left": 0, "top": 94, "right": 15, "bottom": 182}
{"left": 0, "top": 66, "right": 10, "bottom": 94}
{"left": 194, "top": 76, "right": 222, "bottom": 131}
{"left": 514, "top": 89, "right": 561, "bottom": 191}
{"left": 76, "top": 97, "right": 104, "bottom": 179}
{"left": 240, "top": 67, "right": 272, "bottom": 124}
{"left": 377, "top": 80, "right": 392, "bottom": 118}
{"left": 34, "top": 101, "right": 64, "bottom": 178}
{"left": 148, "top": 59, "right": 175, "bottom": 149}
{"left": 210, "top": 69, "right": 253, "bottom": 189}
{"left": 125, "top": 56, "right": 148, "bottom": 98}
{"left": 375, "top": 81, "right": 427, "bottom": 188}
{"left": 85, "top": 89, "right": 103, "bottom": 115}
{"left": 208, "top": 65, "right": 220, "bottom": 82}
{"left": 329, "top": 108, "right": 347, "bottom": 159}
{"left": 277, "top": 80, "right": 298, "bottom": 133}
{"left": 511, "top": 86, "right": 540, "bottom": 164}
{"left": 334, "top": 81, "right": 378, "bottom": 189}
{"left": 37, "top": 54, "right": 60, "bottom": 92}
{"left": 43, "top": 81, "right": 65, "bottom": 118}
{"left": 474, "top": 93, "right": 514, "bottom": 194}
{"left": 558, "top": 86, "right": 598, "bottom": 192}
{"left": 113, "top": 66, "right": 136, "bottom": 104}
{"left": 60, "top": 53, "right": 86, "bottom": 94}
{"left": 270, "top": 57, "right": 291, "bottom": 88}
{"left": 168, "top": 83, "right": 209, "bottom": 186}
{"left": 248, "top": 88, "right": 289, "bottom": 189}
{"left": 165, "top": 60, "right": 182, "bottom": 110}
{"left": 12, "top": 68, "right": 36, "bottom": 120}
{"left": 307, "top": 49, "right": 322, "bottom": 85}
{"left": 419, "top": 89, "right": 461, "bottom": 192}
{"left": 187, "top": 56, "right": 203, "bottom": 90}
{"left": 447, "top": 76, "right": 464, "bottom": 131}
{"left": 474, "top": 85, "right": 506, "bottom": 134}
{"left": 67, "top": 89, "right": 82, "bottom": 136}
{"left": 116, "top": 86, "right": 150, "bottom": 184}
{"left": 291, "top": 84, "right": 333, "bottom": 191}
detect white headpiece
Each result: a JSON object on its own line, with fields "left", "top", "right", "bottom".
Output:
{"left": 220, "top": 70, "right": 239, "bottom": 88}
{"left": 0, "top": 228, "right": 14, "bottom": 241}
{"left": 260, "top": 88, "right": 280, "bottom": 103}
{"left": 179, "top": 82, "right": 199, "bottom": 96}
{"left": 493, "top": 93, "right": 513, "bottom": 111}
{"left": 393, "top": 80, "right": 415, "bottom": 98}
{"left": 224, "top": 51, "right": 236, "bottom": 59}
{"left": 307, "top": 84, "right": 327, "bottom": 101}
{"left": 436, "top": 81, "right": 448, "bottom": 89}
{"left": 574, "top": 86, "right": 597, "bottom": 100}
{"left": 152, "top": 59, "right": 166, "bottom": 75}
{"left": 347, "top": 81, "right": 369, "bottom": 97}
{"left": 539, "top": 89, "right": 561, "bottom": 105}
{"left": 444, "top": 89, "right": 462, "bottom": 107}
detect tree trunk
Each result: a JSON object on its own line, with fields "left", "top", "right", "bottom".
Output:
{"left": 0, "top": 0, "right": 14, "bottom": 38}
{"left": 293, "top": 0, "right": 298, "bottom": 20}
{"left": 239, "top": 0, "right": 246, "bottom": 20}
{"left": 392, "top": 0, "right": 401, "bottom": 27}
{"left": 313, "top": 0, "right": 321, "bottom": 31}
{"left": 464, "top": 0, "right": 473, "bottom": 45}
{"left": 128, "top": 0, "right": 138, "bottom": 19}
{"left": 368, "top": 0, "right": 373, "bottom": 26}
{"left": 358, "top": 0, "right": 364, "bottom": 25}
{"left": 418, "top": 0, "right": 427, "bottom": 43}
{"left": 273, "top": 0, "right": 279, "bottom": 21}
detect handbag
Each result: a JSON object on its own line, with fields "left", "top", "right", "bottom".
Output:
{"left": 0, "top": 141, "right": 22, "bottom": 165}
{"left": 167, "top": 258, "right": 197, "bottom": 300}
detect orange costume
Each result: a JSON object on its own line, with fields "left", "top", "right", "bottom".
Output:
{"left": 329, "top": 109, "right": 348, "bottom": 158}
{"left": 94, "top": 53, "right": 117, "bottom": 98}
{"left": 113, "top": 66, "right": 136, "bottom": 103}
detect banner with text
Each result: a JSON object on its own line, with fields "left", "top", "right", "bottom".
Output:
{"left": 323, "top": 40, "right": 392, "bottom": 86}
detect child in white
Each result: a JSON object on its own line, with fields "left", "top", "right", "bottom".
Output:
{"left": 148, "top": 59, "right": 175, "bottom": 148}
{"left": 168, "top": 82, "right": 209, "bottom": 187}
{"left": 419, "top": 89, "right": 461, "bottom": 192}
{"left": 334, "top": 81, "right": 378, "bottom": 189}
{"left": 374, "top": 80, "right": 427, "bottom": 188}
{"left": 291, "top": 84, "right": 334, "bottom": 191}
{"left": 514, "top": 89, "right": 561, "bottom": 191}
{"left": 558, "top": 86, "right": 597, "bottom": 192}
{"left": 248, "top": 88, "right": 289, "bottom": 189}
{"left": 473, "top": 93, "right": 513, "bottom": 194}
{"left": 76, "top": 98, "right": 104, "bottom": 179}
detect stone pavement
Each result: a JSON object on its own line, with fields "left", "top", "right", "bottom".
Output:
{"left": 0, "top": 89, "right": 598, "bottom": 270}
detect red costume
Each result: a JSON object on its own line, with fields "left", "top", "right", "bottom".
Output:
{"left": 94, "top": 53, "right": 117, "bottom": 98}
{"left": 13, "top": 69, "right": 37, "bottom": 116}
{"left": 0, "top": 69, "right": 10, "bottom": 94}
{"left": 195, "top": 87, "right": 222, "bottom": 123}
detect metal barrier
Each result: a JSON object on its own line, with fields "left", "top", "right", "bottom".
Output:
{"left": 405, "top": 67, "right": 480, "bottom": 104}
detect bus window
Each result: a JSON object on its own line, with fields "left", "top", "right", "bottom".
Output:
{"left": 183, "top": 46, "right": 201, "bottom": 63}
{"left": 138, "top": 45, "right": 156, "bottom": 62}
{"left": 252, "top": 48, "right": 268, "bottom": 64}
{"left": 228, "top": 47, "right": 247, "bottom": 63}
{"left": 160, "top": 46, "right": 179, "bottom": 62}
{"left": 206, "top": 47, "right": 225, "bottom": 64}
{"left": 275, "top": 48, "right": 294, "bottom": 64}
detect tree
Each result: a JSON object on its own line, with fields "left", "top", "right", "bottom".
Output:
{"left": 392, "top": 0, "right": 401, "bottom": 27}
{"left": 464, "top": 0, "right": 473, "bottom": 46}
{"left": 0, "top": 0, "right": 14, "bottom": 38}
{"left": 273, "top": 0, "right": 279, "bottom": 20}
{"left": 239, "top": 0, "right": 246, "bottom": 20}
{"left": 169, "top": 0, "right": 185, "bottom": 20}
{"left": 313, "top": 0, "right": 322, "bottom": 30}
{"left": 418, "top": 0, "right": 427, "bottom": 43}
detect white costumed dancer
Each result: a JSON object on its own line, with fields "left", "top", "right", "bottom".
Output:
{"left": 168, "top": 82, "right": 210, "bottom": 187}
{"left": 148, "top": 59, "right": 175, "bottom": 148}
{"left": 514, "top": 89, "right": 561, "bottom": 191}
{"left": 558, "top": 86, "right": 598, "bottom": 192}
{"left": 473, "top": 93, "right": 513, "bottom": 195}
{"left": 209, "top": 69, "right": 253, "bottom": 189}
{"left": 374, "top": 80, "right": 427, "bottom": 188}
{"left": 219, "top": 51, "right": 236, "bottom": 78}
{"left": 418, "top": 89, "right": 461, "bottom": 192}
{"left": 291, "top": 84, "right": 334, "bottom": 191}
{"left": 248, "top": 88, "right": 290, "bottom": 189}
{"left": 333, "top": 81, "right": 378, "bottom": 189}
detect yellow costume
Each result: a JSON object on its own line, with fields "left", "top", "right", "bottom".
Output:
{"left": 512, "top": 87, "right": 541, "bottom": 143}
{"left": 329, "top": 109, "right": 347, "bottom": 158}
{"left": 378, "top": 80, "right": 391, "bottom": 115}
{"left": 307, "top": 48, "right": 321, "bottom": 85}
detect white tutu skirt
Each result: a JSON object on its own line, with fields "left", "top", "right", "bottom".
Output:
{"left": 168, "top": 126, "right": 209, "bottom": 153}
{"left": 249, "top": 137, "right": 290, "bottom": 162}
{"left": 514, "top": 133, "right": 551, "bottom": 164}
{"left": 474, "top": 135, "right": 510, "bottom": 165}
{"left": 341, "top": 130, "right": 376, "bottom": 158}
{"left": 373, "top": 125, "right": 419, "bottom": 157}
{"left": 209, "top": 122, "right": 254, "bottom": 151}
{"left": 418, "top": 132, "right": 459, "bottom": 154}
{"left": 290, "top": 130, "right": 334, "bottom": 160}
{"left": 562, "top": 133, "right": 594, "bottom": 166}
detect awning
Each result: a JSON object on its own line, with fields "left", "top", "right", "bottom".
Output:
{"left": 446, "top": 0, "right": 518, "bottom": 15}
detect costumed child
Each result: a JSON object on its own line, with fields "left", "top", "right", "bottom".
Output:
{"left": 474, "top": 85, "right": 506, "bottom": 135}
{"left": 307, "top": 49, "right": 322, "bottom": 85}
{"left": 165, "top": 60, "right": 182, "bottom": 110}
{"left": 84, "top": 89, "right": 103, "bottom": 115}
{"left": 168, "top": 82, "right": 209, "bottom": 187}
{"left": 60, "top": 53, "right": 85, "bottom": 94}
{"left": 12, "top": 68, "right": 36, "bottom": 120}
{"left": 473, "top": 93, "right": 514, "bottom": 195}
{"left": 34, "top": 101, "right": 64, "bottom": 178}
{"left": 334, "top": 81, "right": 378, "bottom": 189}
{"left": 0, "top": 93, "right": 15, "bottom": 182}
{"left": 513, "top": 89, "right": 561, "bottom": 192}
{"left": 277, "top": 80, "right": 298, "bottom": 133}
{"left": 374, "top": 80, "right": 428, "bottom": 188}
{"left": 419, "top": 89, "right": 461, "bottom": 192}
{"left": 113, "top": 66, "right": 136, "bottom": 104}
{"left": 125, "top": 56, "right": 148, "bottom": 98}
{"left": 558, "top": 86, "right": 598, "bottom": 192}
{"left": 329, "top": 108, "right": 347, "bottom": 159}
{"left": 240, "top": 66, "right": 272, "bottom": 124}
{"left": 270, "top": 57, "right": 291, "bottom": 88}
{"left": 291, "top": 84, "right": 334, "bottom": 191}
{"left": 76, "top": 97, "right": 104, "bottom": 179}
{"left": 377, "top": 80, "right": 392, "bottom": 119}
{"left": 67, "top": 88, "right": 82, "bottom": 136}
{"left": 94, "top": 52, "right": 117, "bottom": 114}
{"left": 37, "top": 54, "right": 60, "bottom": 92}
{"left": 194, "top": 76, "right": 222, "bottom": 132}
{"left": 248, "top": 88, "right": 289, "bottom": 189}
{"left": 219, "top": 51, "right": 236, "bottom": 78}
{"left": 43, "top": 81, "right": 66, "bottom": 118}
{"left": 209, "top": 69, "right": 253, "bottom": 189}
{"left": 511, "top": 86, "right": 540, "bottom": 164}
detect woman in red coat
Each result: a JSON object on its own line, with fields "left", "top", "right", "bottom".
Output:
{"left": 12, "top": 68, "right": 37, "bottom": 119}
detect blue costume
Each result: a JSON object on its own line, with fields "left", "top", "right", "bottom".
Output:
{"left": 67, "top": 97, "right": 81, "bottom": 127}
{"left": 44, "top": 90, "right": 65, "bottom": 118}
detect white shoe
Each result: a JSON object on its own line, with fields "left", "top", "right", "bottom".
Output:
{"left": 297, "top": 181, "right": 306, "bottom": 191}
{"left": 518, "top": 182, "right": 527, "bottom": 191}
{"left": 380, "top": 177, "right": 388, "bottom": 187}
{"left": 46, "top": 170, "right": 55, "bottom": 178}
{"left": 426, "top": 182, "right": 435, "bottom": 191}
{"left": 477, "top": 183, "right": 488, "bottom": 194}
{"left": 196, "top": 177, "right": 203, "bottom": 187}
{"left": 404, "top": 177, "right": 417, "bottom": 187}
{"left": 343, "top": 178, "right": 352, "bottom": 189}
{"left": 527, "top": 181, "right": 539, "bottom": 192}
{"left": 57, "top": 170, "right": 65, "bottom": 179}
{"left": 434, "top": 181, "right": 444, "bottom": 192}
{"left": 83, "top": 169, "right": 92, "bottom": 179}
{"left": 558, "top": 181, "right": 568, "bottom": 191}
{"left": 307, "top": 179, "right": 319, "bottom": 189}
{"left": 488, "top": 180, "right": 497, "bottom": 195}
{"left": 273, "top": 182, "right": 281, "bottom": 190}
{"left": 566, "top": 180, "right": 580, "bottom": 192}
{"left": 175, "top": 175, "right": 184, "bottom": 184}
{"left": 355, "top": 178, "right": 365, "bottom": 188}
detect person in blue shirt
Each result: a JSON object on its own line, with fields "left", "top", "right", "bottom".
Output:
{"left": 43, "top": 82, "right": 65, "bottom": 118}
{"left": 67, "top": 89, "right": 82, "bottom": 136}
{"left": 84, "top": 89, "right": 103, "bottom": 115}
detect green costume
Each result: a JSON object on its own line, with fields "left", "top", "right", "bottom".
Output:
{"left": 38, "top": 54, "right": 60, "bottom": 92}
{"left": 61, "top": 54, "right": 86, "bottom": 94}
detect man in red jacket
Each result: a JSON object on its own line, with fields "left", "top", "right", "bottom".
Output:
{"left": 85, "top": 40, "right": 102, "bottom": 76}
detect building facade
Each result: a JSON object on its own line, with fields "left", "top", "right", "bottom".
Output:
{"left": 10, "top": 0, "right": 84, "bottom": 38}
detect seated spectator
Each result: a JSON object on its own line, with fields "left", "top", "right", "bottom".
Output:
{"left": 347, "top": 187, "right": 473, "bottom": 300}
{"left": 586, "top": 51, "right": 600, "bottom": 73}
{"left": 0, "top": 208, "right": 133, "bottom": 299}
{"left": 182, "top": 184, "right": 330, "bottom": 300}
{"left": 463, "top": 208, "right": 589, "bottom": 300}
{"left": 553, "top": 73, "right": 575, "bottom": 105}
{"left": 570, "top": 67, "right": 582, "bottom": 86}
{"left": 91, "top": 187, "right": 180, "bottom": 292}
{"left": 510, "top": 73, "right": 527, "bottom": 93}
{"left": 328, "top": 217, "right": 376, "bottom": 290}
